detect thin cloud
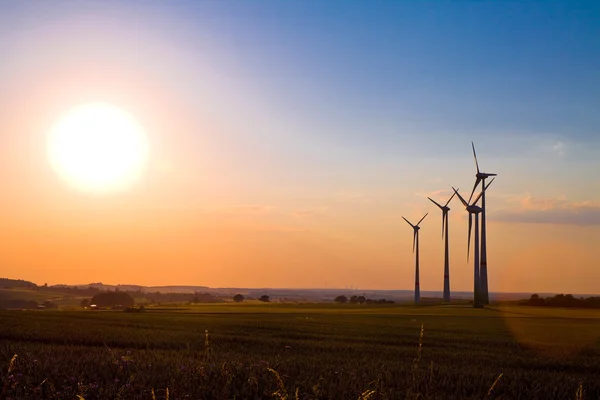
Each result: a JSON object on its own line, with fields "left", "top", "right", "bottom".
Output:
{"left": 205, "top": 205, "right": 272, "bottom": 217}
{"left": 552, "top": 141, "right": 566, "bottom": 157}
{"left": 492, "top": 195, "right": 600, "bottom": 226}
{"left": 293, "top": 210, "right": 317, "bottom": 218}
{"left": 249, "top": 224, "right": 309, "bottom": 233}
{"left": 333, "top": 191, "right": 372, "bottom": 203}
{"left": 224, "top": 205, "right": 271, "bottom": 213}
{"left": 415, "top": 189, "right": 455, "bottom": 201}
{"left": 292, "top": 206, "right": 329, "bottom": 219}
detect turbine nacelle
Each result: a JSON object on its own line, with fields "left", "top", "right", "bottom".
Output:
{"left": 452, "top": 187, "right": 483, "bottom": 212}
{"left": 428, "top": 191, "right": 456, "bottom": 239}
{"left": 402, "top": 213, "right": 428, "bottom": 253}
{"left": 476, "top": 172, "right": 497, "bottom": 179}
{"left": 467, "top": 205, "right": 482, "bottom": 214}
{"left": 470, "top": 142, "right": 498, "bottom": 201}
{"left": 453, "top": 180, "right": 494, "bottom": 261}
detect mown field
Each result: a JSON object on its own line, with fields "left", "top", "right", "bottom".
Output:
{"left": 2, "top": 304, "right": 600, "bottom": 399}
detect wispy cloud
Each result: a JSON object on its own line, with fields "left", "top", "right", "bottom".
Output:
{"left": 293, "top": 210, "right": 317, "bottom": 218}
{"left": 221, "top": 205, "right": 271, "bottom": 213}
{"left": 415, "top": 189, "right": 455, "bottom": 201}
{"left": 292, "top": 206, "right": 329, "bottom": 219}
{"left": 492, "top": 194, "right": 600, "bottom": 226}
{"left": 247, "top": 224, "right": 309, "bottom": 233}
{"left": 552, "top": 141, "right": 566, "bottom": 157}
{"left": 334, "top": 191, "right": 371, "bottom": 203}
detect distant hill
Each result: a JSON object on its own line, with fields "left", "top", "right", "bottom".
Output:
{"left": 0, "top": 278, "right": 37, "bottom": 289}
{"left": 5, "top": 277, "right": 599, "bottom": 302}
{"left": 55, "top": 283, "right": 210, "bottom": 293}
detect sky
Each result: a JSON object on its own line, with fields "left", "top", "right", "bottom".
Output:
{"left": 0, "top": 0, "right": 599, "bottom": 293}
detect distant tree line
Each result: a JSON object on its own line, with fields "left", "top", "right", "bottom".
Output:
{"left": 90, "top": 292, "right": 135, "bottom": 308}
{"left": 0, "top": 299, "right": 58, "bottom": 310}
{"left": 0, "top": 278, "right": 37, "bottom": 289}
{"left": 233, "top": 294, "right": 244, "bottom": 302}
{"left": 521, "top": 294, "right": 600, "bottom": 309}
{"left": 334, "top": 295, "right": 395, "bottom": 304}
{"left": 231, "top": 294, "right": 271, "bottom": 303}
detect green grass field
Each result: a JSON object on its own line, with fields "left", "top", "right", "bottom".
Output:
{"left": 2, "top": 304, "right": 600, "bottom": 399}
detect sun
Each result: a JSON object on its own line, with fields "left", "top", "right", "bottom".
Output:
{"left": 47, "top": 103, "right": 149, "bottom": 194}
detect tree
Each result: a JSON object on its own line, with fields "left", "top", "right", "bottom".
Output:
{"left": 357, "top": 296, "right": 366, "bottom": 304}
{"left": 259, "top": 295, "right": 270, "bottom": 302}
{"left": 80, "top": 299, "right": 90, "bottom": 308}
{"left": 349, "top": 295, "right": 358, "bottom": 304}
{"left": 334, "top": 295, "right": 348, "bottom": 304}
{"left": 90, "top": 292, "right": 134, "bottom": 308}
{"left": 233, "top": 294, "right": 244, "bottom": 303}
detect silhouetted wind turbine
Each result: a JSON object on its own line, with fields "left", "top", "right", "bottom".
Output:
{"left": 428, "top": 191, "right": 457, "bottom": 303}
{"left": 453, "top": 187, "right": 484, "bottom": 308}
{"left": 402, "top": 213, "right": 428, "bottom": 304}
{"left": 468, "top": 142, "right": 497, "bottom": 305}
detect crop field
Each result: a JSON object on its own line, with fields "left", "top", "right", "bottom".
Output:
{"left": 2, "top": 304, "right": 600, "bottom": 399}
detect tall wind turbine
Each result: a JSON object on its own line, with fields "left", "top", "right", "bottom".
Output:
{"left": 453, "top": 187, "right": 484, "bottom": 308}
{"left": 428, "top": 191, "right": 457, "bottom": 303}
{"left": 402, "top": 213, "right": 428, "bottom": 304}
{"left": 468, "top": 142, "right": 497, "bottom": 305}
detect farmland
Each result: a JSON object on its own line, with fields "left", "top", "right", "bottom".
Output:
{"left": 2, "top": 304, "right": 600, "bottom": 399}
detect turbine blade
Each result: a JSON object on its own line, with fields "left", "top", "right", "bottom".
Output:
{"left": 402, "top": 216, "right": 415, "bottom": 229}
{"left": 417, "top": 213, "right": 428, "bottom": 226}
{"left": 467, "top": 213, "right": 472, "bottom": 261}
{"left": 444, "top": 190, "right": 457, "bottom": 207}
{"left": 452, "top": 187, "right": 468, "bottom": 208}
{"left": 472, "top": 141, "right": 480, "bottom": 173}
{"left": 485, "top": 177, "right": 496, "bottom": 191}
{"left": 472, "top": 190, "right": 484, "bottom": 205}
{"left": 468, "top": 178, "right": 482, "bottom": 204}
{"left": 428, "top": 197, "right": 444, "bottom": 210}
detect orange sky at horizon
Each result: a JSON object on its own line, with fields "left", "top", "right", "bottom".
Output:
{"left": 1, "top": 88, "right": 599, "bottom": 293}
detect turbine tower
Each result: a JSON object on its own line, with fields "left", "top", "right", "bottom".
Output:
{"left": 428, "top": 191, "right": 457, "bottom": 303}
{"left": 453, "top": 187, "right": 484, "bottom": 308}
{"left": 402, "top": 213, "right": 428, "bottom": 304}
{"left": 468, "top": 142, "right": 497, "bottom": 305}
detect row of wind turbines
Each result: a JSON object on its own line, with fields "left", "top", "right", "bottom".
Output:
{"left": 403, "top": 143, "right": 497, "bottom": 308}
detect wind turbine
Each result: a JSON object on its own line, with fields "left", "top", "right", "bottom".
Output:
{"left": 428, "top": 191, "right": 457, "bottom": 303}
{"left": 455, "top": 179, "right": 495, "bottom": 308}
{"left": 402, "top": 213, "right": 428, "bottom": 304}
{"left": 453, "top": 187, "right": 484, "bottom": 308}
{"left": 468, "top": 142, "right": 497, "bottom": 305}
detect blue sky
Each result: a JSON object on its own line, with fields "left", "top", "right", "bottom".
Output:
{"left": 2, "top": 0, "right": 599, "bottom": 205}
{"left": 3, "top": 1, "right": 599, "bottom": 150}
{"left": 168, "top": 0, "right": 600, "bottom": 143}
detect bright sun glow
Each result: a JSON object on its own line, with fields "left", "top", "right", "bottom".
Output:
{"left": 48, "top": 103, "right": 149, "bottom": 194}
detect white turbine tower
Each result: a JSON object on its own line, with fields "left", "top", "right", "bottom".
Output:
{"left": 468, "top": 142, "right": 497, "bottom": 305}
{"left": 428, "top": 191, "right": 457, "bottom": 303}
{"left": 402, "top": 213, "right": 428, "bottom": 304}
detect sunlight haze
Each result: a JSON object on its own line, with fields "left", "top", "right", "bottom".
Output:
{"left": 1, "top": 1, "right": 599, "bottom": 294}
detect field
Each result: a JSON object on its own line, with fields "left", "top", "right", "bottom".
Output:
{"left": 0, "top": 289, "right": 79, "bottom": 305}
{"left": 2, "top": 304, "right": 600, "bottom": 399}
